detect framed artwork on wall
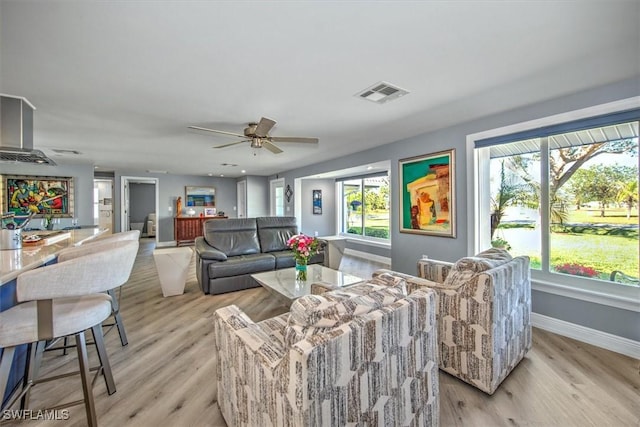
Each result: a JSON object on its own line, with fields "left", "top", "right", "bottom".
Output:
{"left": 313, "top": 189, "right": 322, "bottom": 215}
{"left": 185, "top": 186, "right": 215, "bottom": 207}
{"left": 1, "top": 174, "right": 74, "bottom": 217}
{"left": 399, "top": 149, "right": 455, "bottom": 237}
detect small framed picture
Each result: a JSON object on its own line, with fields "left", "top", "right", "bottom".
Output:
{"left": 204, "top": 207, "right": 217, "bottom": 217}
{"left": 313, "top": 189, "right": 322, "bottom": 215}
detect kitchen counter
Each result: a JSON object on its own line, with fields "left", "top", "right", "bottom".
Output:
{"left": 0, "top": 227, "right": 108, "bottom": 286}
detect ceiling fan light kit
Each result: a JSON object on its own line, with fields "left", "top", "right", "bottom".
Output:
{"left": 188, "top": 117, "right": 318, "bottom": 154}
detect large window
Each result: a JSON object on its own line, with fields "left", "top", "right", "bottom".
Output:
{"left": 473, "top": 107, "right": 639, "bottom": 304}
{"left": 339, "top": 174, "right": 390, "bottom": 240}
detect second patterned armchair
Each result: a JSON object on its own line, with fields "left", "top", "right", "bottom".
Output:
{"left": 214, "top": 280, "right": 440, "bottom": 426}
{"left": 410, "top": 248, "right": 532, "bottom": 395}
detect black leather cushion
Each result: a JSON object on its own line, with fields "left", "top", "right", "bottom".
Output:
{"left": 203, "top": 218, "right": 261, "bottom": 256}
{"left": 271, "top": 251, "right": 296, "bottom": 269}
{"left": 271, "top": 250, "right": 324, "bottom": 269}
{"left": 207, "top": 253, "right": 276, "bottom": 278}
{"left": 256, "top": 217, "right": 298, "bottom": 253}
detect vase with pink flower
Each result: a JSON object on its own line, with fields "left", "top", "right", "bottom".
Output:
{"left": 286, "top": 233, "right": 320, "bottom": 281}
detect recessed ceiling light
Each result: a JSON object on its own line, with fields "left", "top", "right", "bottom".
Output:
{"left": 241, "top": 170, "right": 246, "bottom": 174}
{"left": 367, "top": 166, "right": 374, "bottom": 170}
{"left": 220, "top": 174, "right": 224, "bottom": 177}
{"left": 208, "top": 173, "right": 213, "bottom": 176}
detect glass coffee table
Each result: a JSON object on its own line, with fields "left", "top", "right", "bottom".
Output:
{"left": 251, "top": 264, "right": 364, "bottom": 306}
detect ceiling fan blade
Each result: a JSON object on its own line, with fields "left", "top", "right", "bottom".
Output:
{"left": 270, "top": 136, "right": 319, "bottom": 144}
{"left": 212, "top": 140, "right": 249, "bottom": 149}
{"left": 188, "top": 125, "right": 245, "bottom": 138}
{"left": 262, "top": 140, "right": 283, "bottom": 154}
{"left": 254, "top": 117, "right": 276, "bottom": 137}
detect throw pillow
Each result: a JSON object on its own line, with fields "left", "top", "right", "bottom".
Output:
{"left": 369, "top": 272, "right": 408, "bottom": 296}
{"left": 443, "top": 248, "right": 513, "bottom": 286}
{"left": 284, "top": 285, "right": 407, "bottom": 346}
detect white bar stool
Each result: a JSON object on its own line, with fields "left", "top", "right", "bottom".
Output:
{"left": 73, "top": 229, "right": 141, "bottom": 346}
{"left": 0, "top": 240, "right": 138, "bottom": 426}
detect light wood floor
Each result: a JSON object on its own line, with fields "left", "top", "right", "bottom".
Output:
{"left": 15, "top": 239, "right": 640, "bottom": 426}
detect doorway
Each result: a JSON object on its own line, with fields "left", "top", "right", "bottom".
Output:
{"left": 270, "top": 178, "right": 285, "bottom": 216}
{"left": 120, "top": 176, "right": 159, "bottom": 241}
{"left": 94, "top": 178, "right": 115, "bottom": 234}
{"left": 237, "top": 180, "right": 247, "bottom": 218}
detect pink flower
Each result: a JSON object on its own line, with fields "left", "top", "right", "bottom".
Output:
{"left": 287, "top": 233, "right": 319, "bottom": 262}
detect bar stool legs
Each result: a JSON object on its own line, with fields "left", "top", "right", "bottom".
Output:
{"left": 1, "top": 328, "right": 116, "bottom": 427}
{"left": 76, "top": 331, "right": 98, "bottom": 427}
{"left": 106, "top": 288, "right": 128, "bottom": 346}
{"left": 91, "top": 324, "right": 116, "bottom": 395}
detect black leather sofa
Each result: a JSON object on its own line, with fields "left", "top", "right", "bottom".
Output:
{"left": 195, "top": 217, "right": 324, "bottom": 295}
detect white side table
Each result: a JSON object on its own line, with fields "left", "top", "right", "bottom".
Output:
{"left": 319, "top": 236, "right": 348, "bottom": 270}
{"left": 153, "top": 247, "right": 193, "bottom": 297}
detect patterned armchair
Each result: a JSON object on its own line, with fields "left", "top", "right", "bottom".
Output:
{"left": 214, "top": 280, "right": 440, "bottom": 426}
{"left": 408, "top": 248, "right": 531, "bottom": 395}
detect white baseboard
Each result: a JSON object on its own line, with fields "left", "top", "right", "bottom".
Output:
{"left": 531, "top": 312, "right": 640, "bottom": 359}
{"left": 343, "top": 248, "right": 391, "bottom": 266}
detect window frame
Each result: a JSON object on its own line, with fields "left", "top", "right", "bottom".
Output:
{"left": 467, "top": 97, "right": 640, "bottom": 312}
{"left": 336, "top": 172, "right": 390, "bottom": 244}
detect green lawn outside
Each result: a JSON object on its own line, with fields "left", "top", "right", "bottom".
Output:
{"left": 569, "top": 208, "right": 638, "bottom": 225}
{"left": 349, "top": 207, "right": 638, "bottom": 281}
{"left": 500, "top": 212, "right": 638, "bottom": 280}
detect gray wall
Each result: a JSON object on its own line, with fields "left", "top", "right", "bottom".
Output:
{"left": 270, "top": 77, "right": 640, "bottom": 341}
{"left": 0, "top": 161, "right": 94, "bottom": 228}
{"left": 129, "top": 182, "right": 155, "bottom": 231}
{"left": 301, "top": 179, "right": 335, "bottom": 236}
{"left": 113, "top": 170, "right": 237, "bottom": 243}
{"left": 241, "top": 175, "right": 269, "bottom": 218}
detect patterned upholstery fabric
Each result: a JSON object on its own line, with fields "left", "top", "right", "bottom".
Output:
{"left": 214, "top": 286, "right": 440, "bottom": 426}
{"left": 442, "top": 248, "right": 513, "bottom": 288}
{"left": 417, "top": 259, "right": 453, "bottom": 284}
{"left": 412, "top": 252, "right": 531, "bottom": 395}
{"left": 285, "top": 284, "right": 408, "bottom": 346}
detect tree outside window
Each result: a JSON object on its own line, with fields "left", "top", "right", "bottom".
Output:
{"left": 488, "top": 120, "right": 638, "bottom": 285}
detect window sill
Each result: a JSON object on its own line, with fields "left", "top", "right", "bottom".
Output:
{"left": 338, "top": 234, "right": 391, "bottom": 249}
{"left": 532, "top": 277, "right": 640, "bottom": 312}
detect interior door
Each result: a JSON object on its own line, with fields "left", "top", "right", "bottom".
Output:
{"left": 123, "top": 180, "right": 130, "bottom": 232}
{"left": 237, "top": 180, "right": 247, "bottom": 218}
{"left": 94, "top": 178, "right": 114, "bottom": 234}
{"left": 270, "top": 178, "right": 285, "bottom": 216}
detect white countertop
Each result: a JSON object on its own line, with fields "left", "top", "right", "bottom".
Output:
{"left": 0, "top": 228, "right": 108, "bottom": 286}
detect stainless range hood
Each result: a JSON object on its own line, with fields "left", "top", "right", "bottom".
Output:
{"left": 0, "top": 94, "right": 56, "bottom": 165}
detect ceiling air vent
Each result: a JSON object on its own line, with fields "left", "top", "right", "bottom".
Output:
{"left": 356, "top": 81, "right": 409, "bottom": 104}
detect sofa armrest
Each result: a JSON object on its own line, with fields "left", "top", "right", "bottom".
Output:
{"left": 417, "top": 258, "right": 453, "bottom": 283}
{"left": 316, "top": 238, "right": 328, "bottom": 251}
{"left": 195, "top": 236, "right": 228, "bottom": 261}
{"left": 214, "top": 305, "right": 285, "bottom": 369}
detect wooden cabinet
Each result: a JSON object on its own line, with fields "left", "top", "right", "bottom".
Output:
{"left": 174, "top": 216, "right": 227, "bottom": 246}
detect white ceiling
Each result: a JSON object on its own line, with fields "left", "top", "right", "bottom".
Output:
{"left": 1, "top": 1, "right": 638, "bottom": 178}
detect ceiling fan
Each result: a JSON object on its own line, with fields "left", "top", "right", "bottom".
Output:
{"left": 188, "top": 117, "right": 319, "bottom": 154}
